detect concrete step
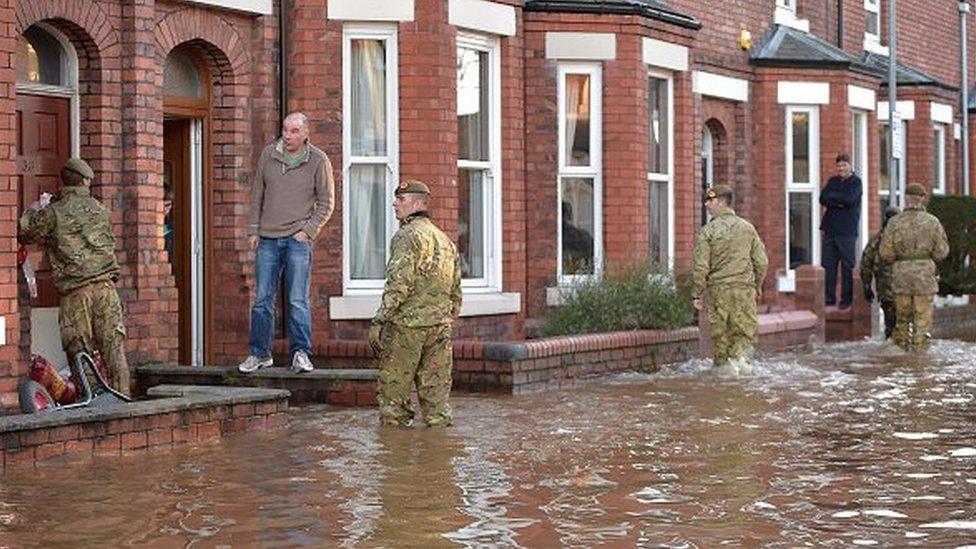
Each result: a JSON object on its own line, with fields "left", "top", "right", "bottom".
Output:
{"left": 135, "top": 364, "right": 378, "bottom": 407}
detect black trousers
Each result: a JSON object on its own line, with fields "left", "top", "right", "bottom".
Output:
{"left": 822, "top": 232, "right": 857, "bottom": 306}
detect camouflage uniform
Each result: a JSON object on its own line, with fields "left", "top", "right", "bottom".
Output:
{"left": 19, "top": 184, "right": 130, "bottom": 395}
{"left": 693, "top": 205, "right": 769, "bottom": 366}
{"left": 878, "top": 200, "right": 949, "bottom": 351}
{"left": 860, "top": 230, "right": 896, "bottom": 338}
{"left": 373, "top": 207, "right": 462, "bottom": 427}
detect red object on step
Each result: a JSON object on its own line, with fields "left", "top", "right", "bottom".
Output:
{"left": 28, "top": 354, "right": 77, "bottom": 405}
{"left": 17, "top": 244, "right": 27, "bottom": 267}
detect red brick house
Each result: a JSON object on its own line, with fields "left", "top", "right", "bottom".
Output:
{"left": 0, "top": 0, "right": 972, "bottom": 407}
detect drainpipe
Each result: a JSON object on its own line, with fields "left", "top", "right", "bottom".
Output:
{"left": 888, "top": 0, "right": 899, "bottom": 206}
{"left": 836, "top": 0, "right": 844, "bottom": 47}
{"left": 278, "top": 0, "right": 289, "bottom": 134}
{"left": 961, "top": 1, "right": 971, "bottom": 196}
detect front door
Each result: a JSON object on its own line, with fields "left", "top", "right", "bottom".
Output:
{"left": 16, "top": 93, "right": 70, "bottom": 308}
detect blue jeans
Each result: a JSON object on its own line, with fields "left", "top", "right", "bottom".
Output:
{"left": 249, "top": 236, "right": 312, "bottom": 358}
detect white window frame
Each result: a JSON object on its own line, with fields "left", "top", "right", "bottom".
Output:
{"left": 456, "top": 32, "right": 503, "bottom": 293}
{"left": 864, "top": 0, "right": 881, "bottom": 41}
{"left": 341, "top": 23, "right": 399, "bottom": 293}
{"left": 852, "top": 111, "right": 869, "bottom": 251}
{"left": 777, "top": 0, "right": 796, "bottom": 12}
{"left": 879, "top": 120, "right": 907, "bottom": 208}
{"left": 785, "top": 105, "right": 820, "bottom": 275}
{"left": 647, "top": 69, "right": 674, "bottom": 269}
{"left": 557, "top": 63, "right": 603, "bottom": 285}
{"left": 933, "top": 123, "right": 946, "bottom": 195}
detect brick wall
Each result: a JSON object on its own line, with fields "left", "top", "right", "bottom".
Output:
{"left": 0, "top": 0, "right": 17, "bottom": 410}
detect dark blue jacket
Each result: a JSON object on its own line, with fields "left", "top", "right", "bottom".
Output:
{"left": 820, "top": 174, "right": 862, "bottom": 236}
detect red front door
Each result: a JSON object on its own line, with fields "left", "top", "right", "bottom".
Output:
{"left": 16, "top": 93, "right": 70, "bottom": 307}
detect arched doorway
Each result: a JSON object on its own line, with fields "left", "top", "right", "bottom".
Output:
{"left": 163, "top": 47, "right": 212, "bottom": 366}
{"left": 701, "top": 126, "right": 714, "bottom": 226}
{"left": 16, "top": 23, "right": 79, "bottom": 364}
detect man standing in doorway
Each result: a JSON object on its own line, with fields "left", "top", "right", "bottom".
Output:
{"left": 369, "top": 180, "right": 462, "bottom": 427}
{"left": 19, "top": 158, "right": 131, "bottom": 395}
{"left": 879, "top": 183, "right": 949, "bottom": 351}
{"left": 820, "top": 153, "right": 862, "bottom": 309}
{"left": 239, "top": 112, "right": 335, "bottom": 374}
{"left": 692, "top": 185, "right": 768, "bottom": 375}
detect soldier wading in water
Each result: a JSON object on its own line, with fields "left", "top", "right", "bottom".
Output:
{"left": 369, "top": 180, "right": 462, "bottom": 427}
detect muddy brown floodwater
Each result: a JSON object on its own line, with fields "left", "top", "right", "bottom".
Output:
{"left": 2, "top": 339, "right": 976, "bottom": 547}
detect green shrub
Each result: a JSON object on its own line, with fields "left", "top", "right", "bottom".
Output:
{"left": 928, "top": 195, "right": 976, "bottom": 295}
{"left": 539, "top": 263, "right": 695, "bottom": 337}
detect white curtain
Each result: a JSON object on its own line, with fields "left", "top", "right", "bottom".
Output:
{"left": 564, "top": 74, "right": 590, "bottom": 167}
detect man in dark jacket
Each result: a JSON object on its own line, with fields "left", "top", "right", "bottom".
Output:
{"left": 820, "top": 153, "right": 862, "bottom": 309}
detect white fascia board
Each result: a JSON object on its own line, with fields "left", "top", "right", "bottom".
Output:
{"left": 693, "top": 71, "right": 748, "bottom": 102}
{"left": 328, "top": 0, "right": 415, "bottom": 22}
{"left": 642, "top": 37, "right": 688, "bottom": 72}
{"left": 177, "top": 0, "right": 272, "bottom": 14}
{"left": 877, "top": 100, "right": 916, "bottom": 121}
{"left": 449, "top": 0, "right": 516, "bottom": 36}
{"left": 931, "top": 102, "right": 954, "bottom": 125}
{"left": 777, "top": 81, "right": 830, "bottom": 105}
{"left": 329, "top": 292, "right": 521, "bottom": 319}
{"left": 847, "top": 85, "right": 876, "bottom": 111}
{"left": 545, "top": 32, "right": 616, "bottom": 60}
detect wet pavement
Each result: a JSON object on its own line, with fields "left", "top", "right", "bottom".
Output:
{"left": 2, "top": 339, "right": 976, "bottom": 547}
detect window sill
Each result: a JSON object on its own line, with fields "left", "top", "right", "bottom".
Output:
{"left": 328, "top": 291, "right": 521, "bottom": 320}
{"left": 774, "top": 6, "right": 809, "bottom": 32}
{"left": 776, "top": 274, "right": 796, "bottom": 294}
{"left": 547, "top": 285, "right": 580, "bottom": 306}
{"left": 863, "top": 36, "right": 889, "bottom": 56}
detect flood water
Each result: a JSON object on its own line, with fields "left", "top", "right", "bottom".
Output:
{"left": 2, "top": 339, "right": 976, "bottom": 547}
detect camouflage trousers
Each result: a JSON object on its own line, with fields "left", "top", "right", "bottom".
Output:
{"left": 893, "top": 294, "right": 933, "bottom": 351}
{"left": 59, "top": 280, "right": 130, "bottom": 396}
{"left": 377, "top": 323, "right": 453, "bottom": 427}
{"left": 707, "top": 287, "right": 758, "bottom": 366}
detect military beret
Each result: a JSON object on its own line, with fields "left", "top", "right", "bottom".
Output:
{"left": 64, "top": 157, "right": 94, "bottom": 179}
{"left": 704, "top": 184, "right": 733, "bottom": 202}
{"left": 905, "top": 182, "right": 927, "bottom": 196}
{"left": 884, "top": 205, "right": 901, "bottom": 219}
{"left": 394, "top": 180, "right": 431, "bottom": 196}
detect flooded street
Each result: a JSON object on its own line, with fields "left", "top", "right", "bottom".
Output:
{"left": 2, "top": 339, "right": 976, "bottom": 547}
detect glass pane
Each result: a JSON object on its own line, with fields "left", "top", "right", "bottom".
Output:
{"left": 934, "top": 127, "right": 944, "bottom": 189}
{"left": 561, "top": 177, "right": 595, "bottom": 275}
{"left": 866, "top": 12, "right": 879, "bottom": 36}
{"left": 349, "top": 164, "right": 387, "bottom": 279}
{"left": 18, "top": 26, "right": 65, "bottom": 86}
{"left": 564, "top": 74, "right": 591, "bottom": 167}
{"left": 879, "top": 124, "right": 890, "bottom": 191}
{"left": 457, "top": 47, "right": 489, "bottom": 162}
{"left": 458, "top": 168, "right": 485, "bottom": 279}
{"left": 164, "top": 50, "right": 204, "bottom": 99}
{"left": 791, "top": 112, "right": 810, "bottom": 184}
{"left": 649, "top": 180, "right": 669, "bottom": 267}
{"left": 851, "top": 114, "right": 864, "bottom": 175}
{"left": 351, "top": 39, "right": 387, "bottom": 157}
{"left": 648, "top": 77, "right": 669, "bottom": 174}
{"left": 788, "top": 192, "right": 812, "bottom": 270}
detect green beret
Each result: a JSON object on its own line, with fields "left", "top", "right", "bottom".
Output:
{"left": 704, "top": 184, "right": 733, "bottom": 202}
{"left": 884, "top": 205, "right": 901, "bottom": 219}
{"left": 64, "top": 157, "right": 94, "bottom": 179}
{"left": 394, "top": 180, "right": 431, "bottom": 196}
{"left": 906, "top": 182, "right": 927, "bottom": 196}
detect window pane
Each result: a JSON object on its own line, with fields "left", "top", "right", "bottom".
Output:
{"left": 791, "top": 111, "right": 810, "bottom": 184}
{"left": 564, "top": 74, "right": 591, "bottom": 167}
{"left": 788, "top": 192, "right": 812, "bottom": 269}
{"left": 649, "top": 180, "right": 669, "bottom": 266}
{"left": 164, "top": 50, "right": 204, "bottom": 99}
{"left": 879, "top": 124, "right": 890, "bottom": 190}
{"left": 851, "top": 114, "right": 864, "bottom": 175}
{"left": 349, "top": 164, "right": 387, "bottom": 279}
{"left": 458, "top": 168, "right": 485, "bottom": 279}
{"left": 18, "top": 26, "right": 65, "bottom": 86}
{"left": 561, "top": 177, "right": 595, "bottom": 275}
{"left": 351, "top": 39, "right": 387, "bottom": 156}
{"left": 648, "top": 77, "right": 669, "bottom": 174}
{"left": 458, "top": 47, "right": 489, "bottom": 162}
{"left": 866, "top": 12, "right": 879, "bottom": 36}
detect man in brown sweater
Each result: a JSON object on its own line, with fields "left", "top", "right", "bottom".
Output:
{"left": 239, "top": 112, "right": 335, "bottom": 374}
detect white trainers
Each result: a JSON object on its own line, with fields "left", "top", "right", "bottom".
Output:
{"left": 238, "top": 355, "right": 273, "bottom": 373}
{"left": 291, "top": 350, "right": 313, "bottom": 373}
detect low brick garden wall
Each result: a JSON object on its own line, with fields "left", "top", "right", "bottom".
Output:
{"left": 0, "top": 385, "right": 289, "bottom": 469}
{"left": 932, "top": 302, "right": 976, "bottom": 340}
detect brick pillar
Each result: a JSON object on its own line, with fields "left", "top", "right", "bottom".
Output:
{"left": 853, "top": 267, "right": 875, "bottom": 338}
{"left": 120, "top": 0, "right": 177, "bottom": 364}
{"left": 0, "top": 0, "right": 20, "bottom": 408}
{"left": 794, "top": 264, "right": 825, "bottom": 344}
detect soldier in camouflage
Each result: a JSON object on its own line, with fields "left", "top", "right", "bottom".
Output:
{"left": 692, "top": 185, "right": 769, "bottom": 375}
{"left": 369, "top": 180, "right": 462, "bottom": 427}
{"left": 878, "top": 183, "right": 949, "bottom": 351}
{"left": 860, "top": 206, "right": 900, "bottom": 339}
{"left": 18, "top": 158, "right": 130, "bottom": 395}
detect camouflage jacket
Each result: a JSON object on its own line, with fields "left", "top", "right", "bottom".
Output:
{"left": 374, "top": 212, "right": 462, "bottom": 327}
{"left": 878, "top": 205, "right": 949, "bottom": 296}
{"left": 860, "top": 230, "right": 894, "bottom": 301}
{"left": 18, "top": 185, "right": 120, "bottom": 295}
{"left": 692, "top": 209, "right": 768, "bottom": 298}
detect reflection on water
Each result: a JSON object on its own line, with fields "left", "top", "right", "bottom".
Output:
{"left": 3, "top": 339, "right": 976, "bottom": 547}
